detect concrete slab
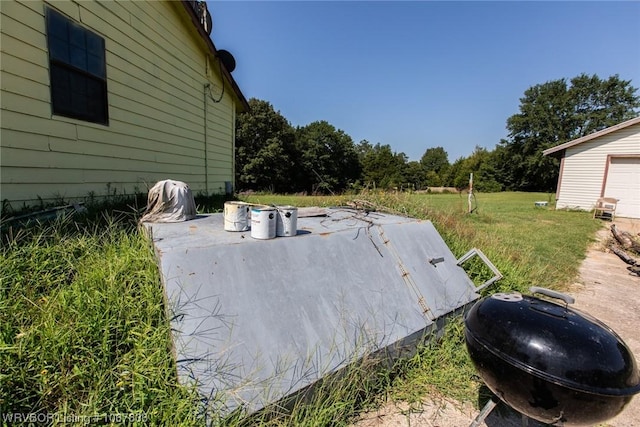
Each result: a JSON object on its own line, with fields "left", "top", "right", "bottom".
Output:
{"left": 146, "top": 208, "right": 481, "bottom": 414}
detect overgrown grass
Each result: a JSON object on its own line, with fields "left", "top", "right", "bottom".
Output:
{"left": 0, "top": 191, "right": 603, "bottom": 425}
{"left": 0, "top": 215, "right": 203, "bottom": 425}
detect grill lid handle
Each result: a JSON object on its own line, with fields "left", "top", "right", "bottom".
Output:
{"left": 530, "top": 286, "right": 575, "bottom": 305}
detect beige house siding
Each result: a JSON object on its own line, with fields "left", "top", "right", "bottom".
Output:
{"left": 555, "top": 123, "right": 640, "bottom": 215}
{"left": 1, "top": 0, "right": 242, "bottom": 209}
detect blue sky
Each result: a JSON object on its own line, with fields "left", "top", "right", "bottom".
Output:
{"left": 206, "top": 1, "right": 640, "bottom": 162}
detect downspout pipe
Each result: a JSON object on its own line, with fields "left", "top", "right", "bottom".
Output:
{"left": 231, "top": 106, "right": 235, "bottom": 195}
{"left": 203, "top": 82, "right": 209, "bottom": 195}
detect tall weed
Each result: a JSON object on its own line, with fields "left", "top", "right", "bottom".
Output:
{"left": 0, "top": 216, "right": 201, "bottom": 424}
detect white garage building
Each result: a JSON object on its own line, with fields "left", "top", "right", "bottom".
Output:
{"left": 543, "top": 116, "right": 640, "bottom": 219}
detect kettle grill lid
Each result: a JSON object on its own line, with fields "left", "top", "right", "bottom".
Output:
{"left": 465, "top": 291, "right": 640, "bottom": 395}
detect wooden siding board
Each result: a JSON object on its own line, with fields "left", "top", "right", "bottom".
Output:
{"left": 0, "top": 15, "right": 47, "bottom": 57}
{"left": 206, "top": 96, "right": 234, "bottom": 126}
{"left": 130, "top": 1, "right": 204, "bottom": 71}
{"left": 107, "top": 55, "right": 206, "bottom": 119}
{"left": 44, "top": 1, "right": 81, "bottom": 21}
{"left": 1, "top": 167, "right": 169, "bottom": 186}
{"left": 1, "top": 110, "right": 77, "bottom": 139}
{"left": 74, "top": 126, "right": 203, "bottom": 160}
{"left": 80, "top": 1, "right": 131, "bottom": 30}
{"left": 206, "top": 144, "right": 232, "bottom": 159}
{"left": 1, "top": 1, "right": 47, "bottom": 36}
{"left": 206, "top": 143, "right": 232, "bottom": 157}
{"left": 77, "top": 8, "right": 197, "bottom": 91}
{"left": 1, "top": 72, "right": 52, "bottom": 105}
{"left": 0, "top": 33, "right": 48, "bottom": 70}
{"left": 2, "top": 146, "right": 202, "bottom": 175}
{"left": 207, "top": 107, "right": 232, "bottom": 126}
{"left": 128, "top": 3, "right": 202, "bottom": 74}
{"left": 1, "top": 165, "right": 206, "bottom": 190}
{"left": 2, "top": 0, "right": 43, "bottom": 15}
{"left": 2, "top": 116, "right": 204, "bottom": 170}
{"left": 108, "top": 79, "right": 204, "bottom": 130}
{"left": 2, "top": 180, "right": 204, "bottom": 204}
{"left": 48, "top": 137, "right": 203, "bottom": 168}
{"left": 1, "top": 52, "right": 49, "bottom": 89}
{"left": 555, "top": 124, "right": 640, "bottom": 211}
{"left": 81, "top": 3, "right": 206, "bottom": 97}
{"left": 1, "top": 129, "right": 52, "bottom": 152}
{"left": 109, "top": 109, "right": 203, "bottom": 146}
{"left": 108, "top": 65, "right": 203, "bottom": 112}
{"left": 1, "top": 0, "right": 236, "bottom": 207}
{"left": 96, "top": 121, "right": 204, "bottom": 157}
{"left": 1, "top": 88, "right": 52, "bottom": 118}
{"left": 207, "top": 158, "right": 233, "bottom": 170}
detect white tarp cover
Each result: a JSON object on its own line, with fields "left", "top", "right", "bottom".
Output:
{"left": 140, "top": 180, "right": 196, "bottom": 223}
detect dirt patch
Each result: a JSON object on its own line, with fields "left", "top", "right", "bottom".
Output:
{"left": 568, "top": 217, "right": 640, "bottom": 427}
{"left": 352, "top": 218, "right": 640, "bottom": 427}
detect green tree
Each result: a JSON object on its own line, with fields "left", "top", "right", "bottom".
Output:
{"left": 355, "top": 139, "right": 373, "bottom": 163}
{"left": 358, "top": 142, "right": 407, "bottom": 190}
{"left": 498, "top": 74, "right": 639, "bottom": 191}
{"left": 403, "top": 161, "right": 428, "bottom": 190}
{"left": 420, "top": 147, "right": 450, "bottom": 176}
{"left": 445, "top": 156, "right": 466, "bottom": 189}
{"left": 570, "top": 74, "right": 640, "bottom": 137}
{"left": 420, "top": 146, "right": 450, "bottom": 189}
{"left": 235, "top": 98, "right": 297, "bottom": 192}
{"left": 295, "top": 121, "right": 361, "bottom": 194}
{"left": 447, "top": 147, "right": 501, "bottom": 192}
{"left": 424, "top": 170, "right": 442, "bottom": 187}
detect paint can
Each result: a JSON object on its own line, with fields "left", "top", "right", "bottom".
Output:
{"left": 251, "top": 207, "right": 276, "bottom": 239}
{"left": 224, "top": 201, "right": 250, "bottom": 232}
{"left": 276, "top": 206, "right": 298, "bottom": 237}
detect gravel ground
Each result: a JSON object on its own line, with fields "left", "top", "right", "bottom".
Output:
{"left": 352, "top": 218, "right": 640, "bottom": 427}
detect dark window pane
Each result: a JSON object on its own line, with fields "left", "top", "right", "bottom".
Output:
{"left": 46, "top": 9, "right": 68, "bottom": 41}
{"left": 52, "top": 88, "right": 71, "bottom": 112}
{"left": 46, "top": 7, "right": 108, "bottom": 125}
{"left": 70, "top": 46, "right": 87, "bottom": 71}
{"left": 50, "top": 64, "right": 70, "bottom": 91}
{"left": 52, "top": 82, "right": 71, "bottom": 113}
{"left": 86, "top": 78, "right": 106, "bottom": 120}
{"left": 70, "top": 73, "right": 87, "bottom": 95}
{"left": 70, "top": 89, "right": 86, "bottom": 115}
{"left": 86, "top": 32, "right": 103, "bottom": 54}
{"left": 86, "top": 78, "right": 102, "bottom": 97}
{"left": 69, "top": 23, "right": 85, "bottom": 49}
{"left": 51, "top": 65, "right": 71, "bottom": 114}
{"left": 87, "top": 53, "right": 105, "bottom": 78}
{"left": 49, "top": 37, "right": 69, "bottom": 63}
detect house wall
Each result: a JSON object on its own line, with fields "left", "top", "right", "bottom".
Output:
{"left": 1, "top": 0, "right": 238, "bottom": 210}
{"left": 555, "top": 123, "right": 640, "bottom": 215}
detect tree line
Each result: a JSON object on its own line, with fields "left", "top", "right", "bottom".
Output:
{"left": 235, "top": 74, "right": 639, "bottom": 194}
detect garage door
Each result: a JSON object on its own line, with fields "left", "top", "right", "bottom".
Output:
{"left": 604, "top": 157, "right": 640, "bottom": 219}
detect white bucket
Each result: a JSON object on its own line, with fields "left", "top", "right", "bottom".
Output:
{"left": 251, "top": 207, "right": 276, "bottom": 239}
{"left": 224, "top": 201, "right": 250, "bottom": 231}
{"left": 276, "top": 206, "right": 298, "bottom": 237}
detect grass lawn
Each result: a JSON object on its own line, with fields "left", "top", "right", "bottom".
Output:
{"left": 0, "top": 192, "right": 603, "bottom": 425}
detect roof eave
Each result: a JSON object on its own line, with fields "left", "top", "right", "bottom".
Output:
{"left": 180, "top": 1, "right": 250, "bottom": 113}
{"left": 543, "top": 115, "right": 640, "bottom": 157}
{"left": 542, "top": 147, "right": 565, "bottom": 158}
